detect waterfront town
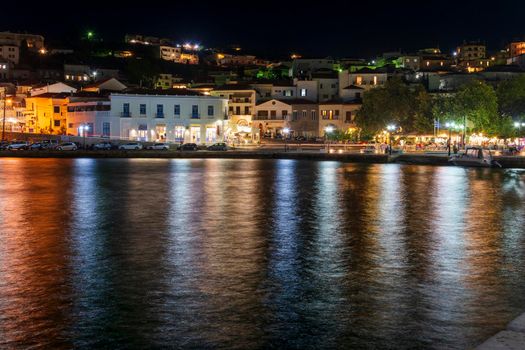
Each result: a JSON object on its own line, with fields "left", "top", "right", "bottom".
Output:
{"left": 2, "top": 30, "right": 525, "bottom": 151}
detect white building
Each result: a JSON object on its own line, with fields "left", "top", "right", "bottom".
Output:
{"left": 338, "top": 68, "right": 388, "bottom": 95}
{"left": 110, "top": 90, "right": 229, "bottom": 143}
{"left": 0, "top": 44, "right": 19, "bottom": 64}
{"left": 30, "top": 82, "right": 77, "bottom": 96}
{"left": 66, "top": 98, "right": 112, "bottom": 137}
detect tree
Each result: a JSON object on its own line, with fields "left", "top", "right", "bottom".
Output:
{"left": 451, "top": 80, "right": 500, "bottom": 136}
{"left": 355, "top": 78, "right": 432, "bottom": 134}
{"left": 497, "top": 75, "right": 525, "bottom": 120}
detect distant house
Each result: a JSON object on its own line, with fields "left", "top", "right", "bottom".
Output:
{"left": 29, "top": 82, "right": 77, "bottom": 96}
{"left": 82, "top": 78, "right": 127, "bottom": 93}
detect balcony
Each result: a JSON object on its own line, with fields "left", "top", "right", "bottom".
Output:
{"left": 155, "top": 112, "right": 164, "bottom": 118}
{"left": 191, "top": 113, "right": 200, "bottom": 119}
{"left": 121, "top": 112, "right": 132, "bottom": 118}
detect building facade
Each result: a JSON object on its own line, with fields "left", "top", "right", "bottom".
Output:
{"left": 110, "top": 91, "right": 228, "bottom": 143}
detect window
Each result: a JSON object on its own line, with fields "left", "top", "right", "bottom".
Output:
{"left": 292, "top": 111, "right": 298, "bottom": 121}
{"left": 156, "top": 104, "right": 164, "bottom": 118}
{"left": 345, "top": 111, "right": 352, "bottom": 122}
{"left": 311, "top": 110, "right": 317, "bottom": 121}
{"left": 174, "top": 126, "right": 185, "bottom": 141}
{"left": 322, "top": 110, "right": 328, "bottom": 119}
{"left": 192, "top": 105, "right": 199, "bottom": 118}
{"left": 123, "top": 103, "right": 130, "bottom": 116}
{"left": 102, "top": 122, "right": 110, "bottom": 137}
{"left": 282, "top": 110, "right": 288, "bottom": 118}
{"left": 257, "top": 110, "right": 268, "bottom": 117}
{"left": 302, "top": 110, "right": 307, "bottom": 118}
{"left": 320, "top": 84, "right": 324, "bottom": 89}
{"left": 300, "top": 88, "right": 307, "bottom": 97}
{"left": 331, "top": 84, "right": 336, "bottom": 88}
{"left": 208, "top": 105, "right": 214, "bottom": 117}
{"left": 54, "top": 120, "right": 60, "bottom": 127}
{"left": 53, "top": 106, "right": 60, "bottom": 114}
{"left": 140, "top": 104, "right": 146, "bottom": 115}
{"left": 270, "top": 110, "right": 277, "bottom": 119}
{"left": 356, "top": 92, "right": 361, "bottom": 99}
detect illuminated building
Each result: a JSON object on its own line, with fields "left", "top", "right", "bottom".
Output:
{"left": 111, "top": 90, "right": 228, "bottom": 143}
{"left": 507, "top": 41, "right": 525, "bottom": 58}
{"left": 24, "top": 93, "right": 70, "bottom": 134}
{"left": 338, "top": 67, "right": 388, "bottom": 91}
{"left": 318, "top": 100, "right": 361, "bottom": 136}
{"left": 66, "top": 97, "right": 112, "bottom": 137}
{"left": 159, "top": 46, "right": 182, "bottom": 62}
{"left": 289, "top": 100, "right": 320, "bottom": 138}
{"left": 456, "top": 42, "right": 491, "bottom": 73}
{"left": 0, "top": 31, "right": 45, "bottom": 51}
{"left": 253, "top": 99, "right": 292, "bottom": 137}
{"left": 210, "top": 85, "right": 257, "bottom": 142}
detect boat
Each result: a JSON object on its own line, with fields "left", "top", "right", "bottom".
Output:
{"left": 449, "top": 147, "right": 501, "bottom": 168}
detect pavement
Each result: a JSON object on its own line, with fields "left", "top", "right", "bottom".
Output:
{"left": 476, "top": 313, "right": 525, "bottom": 350}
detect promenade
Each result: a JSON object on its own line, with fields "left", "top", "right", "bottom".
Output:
{"left": 2, "top": 149, "right": 525, "bottom": 168}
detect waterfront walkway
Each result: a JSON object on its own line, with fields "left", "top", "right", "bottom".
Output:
{"left": 477, "top": 313, "right": 525, "bottom": 350}
{"left": 2, "top": 149, "right": 525, "bottom": 168}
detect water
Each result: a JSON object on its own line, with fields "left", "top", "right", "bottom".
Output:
{"left": 0, "top": 158, "right": 524, "bottom": 349}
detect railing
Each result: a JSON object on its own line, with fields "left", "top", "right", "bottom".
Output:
{"left": 120, "top": 112, "right": 132, "bottom": 118}
{"left": 253, "top": 115, "right": 287, "bottom": 121}
{"left": 155, "top": 113, "right": 164, "bottom": 118}
{"left": 191, "top": 113, "right": 200, "bottom": 119}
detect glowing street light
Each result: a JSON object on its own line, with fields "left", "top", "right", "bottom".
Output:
{"left": 325, "top": 125, "right": 334, "bottom": 152}
{"left": 386, "top": 124, "right": 396, "bottom": 155}
{"left": 283, "top": 127, "right": 290, "bottom": 152}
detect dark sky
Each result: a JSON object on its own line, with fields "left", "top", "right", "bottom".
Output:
{"left": 3, "top": 0, "right": 525, "bottom": 58}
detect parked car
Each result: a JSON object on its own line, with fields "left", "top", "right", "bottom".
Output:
{"left": 7, "top": 141, "right": 29, "bottom": 150}
{"left": 29, "top": 142, "right": 48, "bottom": 150}
{"left": 178, "top": 143, "right": 198, "bottom": 151}
{"left": 56, "top": 142, "right": 78, "bottom": 151}
{"left": 147, "top": 143, "right": 170, "bottom": 150}
{"left": 295, "top": 135, "right": 306, "bottom": 141}
{"left": 207, "top": 142, "right": 228, "bottom": 151}
{"left": 42, "top": 140, "right": 59, "bottom": 149}
{"left": 119, "top": 142, "right": 143, "bottom": 150}
{"left": 93, "top": 141, "right": 113, "bottom": 150}
{"left": 0, "top": 141, "right": 10, "bottom": 150}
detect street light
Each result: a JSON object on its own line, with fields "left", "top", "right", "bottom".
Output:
{"left": 283, "top": 127, "right": 290, "bottom": 152}
{"left": 80, "top": 124, "right": 89, "bottom": 150}
{"left": 2, "top": 96, "right": 12, "bottom": 141}
{"left": 325, "top": 125, "right": 334, "bottom": 153}
{"left": 445, "top": 122, "right": 456, "bottom": 156}
{"left": 386, "top": 124, "right": 396, "bottom": 155}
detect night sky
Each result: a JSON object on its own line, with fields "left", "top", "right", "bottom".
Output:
{"left": 3, "top": 0, "right": 525, "bottom": 58}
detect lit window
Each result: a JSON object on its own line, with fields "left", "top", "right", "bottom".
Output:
{"left": 300, "top": 88, "right": 307, "bottom": 97}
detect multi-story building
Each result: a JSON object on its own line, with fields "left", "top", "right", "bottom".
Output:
{"left": 253, "top": 99, "right": 292, "bottom": 137}
{"left": 289, "top": 100, "right": 319, "bottom": 138}
{"left": 338, "top": 68, "right": 388, "bottom": 95}
{"left": 291, "top": 58, "right": 337, "bottom": 78}
{"left": 457, "top": 42, "right": 486, "bottom": 61}
{"left": 312, "top": 71, "right": 339, "bottom": 102}
{"left": 396, "top": 55, "right": 420, "bottom": 71}
{"left": 180, "top": 52, "right": 199, "bottom": 65}
{"left": 159, "top": 46, "right": 182, "bottom": 62}
{"left": 110, "top": 90, "right": 228, "bottom": 143}
{"left": 0, "top": 45, "right": 19, "bottom": 64}
{"left": 24, "top": 93, "right": 70, "bottom": 133}
{"left": 66, "top": 96, "right": 112, "bottom": 137}
{"left": 319, "top": 101, "right": 361, "bottom": 136}
{"left": 211, "top": 85, "right": 255, "bottom": 123}
{"left": 270, "top": 80, "right": 318, "bottom": 102}
{"left": 507, "top": 42, "right": 525, "bottom": 58}
{"left": 0, "top": 32, "right": 45, "bottom": 51}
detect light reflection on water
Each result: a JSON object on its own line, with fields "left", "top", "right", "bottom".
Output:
{"left": 0, "top": 159, "right": 524, "bottom": 349}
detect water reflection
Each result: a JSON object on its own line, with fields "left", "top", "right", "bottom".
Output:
{"left": 0, "top": 159, "right": 524, "bottom": 349}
